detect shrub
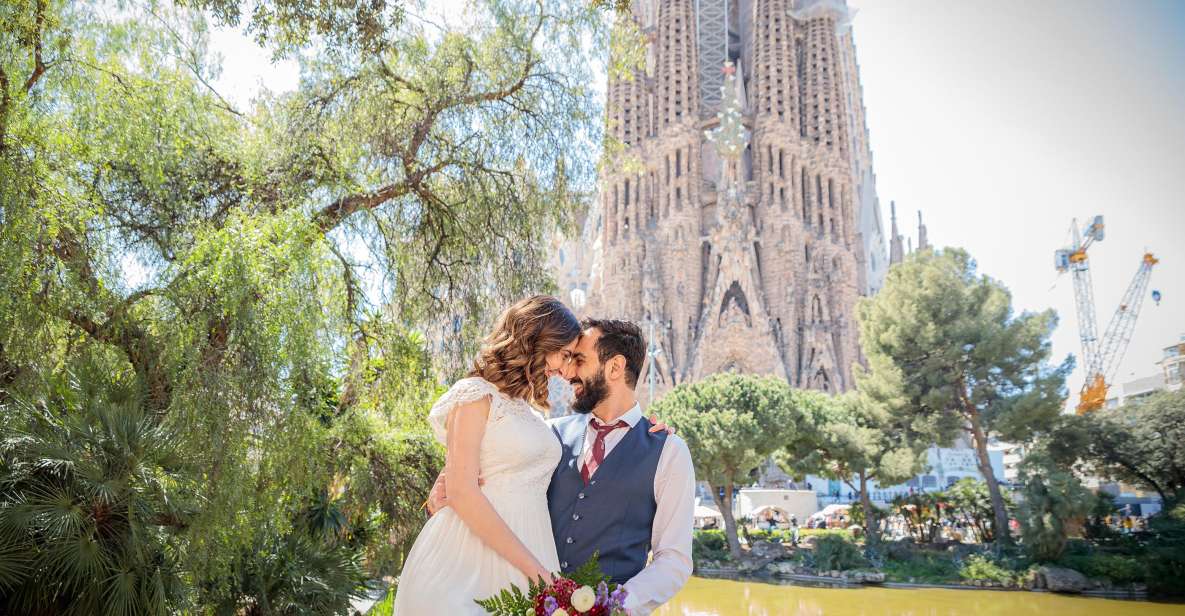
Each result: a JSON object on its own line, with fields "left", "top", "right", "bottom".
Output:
{"left": 693, "top": 529, "right": 730, "bottom": 562}
{"left": 1017, "top": 458, "right": 1094, "bottom": 562}
{"left": 881, "top": 550, "right": 960, "bottom": 584}
{"left": 1058, "top": 553, "right": 1144, "bottom": 585}
{"left": 959, "top": 554, "right": 1014, "bottom": 585}
{"left": 812, "top": 534, "right": 866, "bottom": 571}
{"left": 1146, "top": 546, "right": 1185, "bottom": 596}
{"left": 1145, "top": 505, "right": 1185, "bottom": 596}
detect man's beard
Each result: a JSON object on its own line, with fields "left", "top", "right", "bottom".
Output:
{"left": 570, "top": 368, "right": 608, "bottom": 414}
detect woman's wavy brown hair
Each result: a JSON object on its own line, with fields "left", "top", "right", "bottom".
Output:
{"left": 469, "top": 295, "right": 581, "bottom": 408}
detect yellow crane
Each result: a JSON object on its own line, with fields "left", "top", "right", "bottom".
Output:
{"left": 1055, "top": 215, "right": 1158, "bottom": 414}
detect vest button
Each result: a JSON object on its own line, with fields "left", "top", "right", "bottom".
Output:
{"left": 578, "top": 493, "right": 585, "bottom": 499}
{"left": 566, "top": 537, "right": 574, "bottom": 544}
{"left": 572, "top": 514, "right": 580, "bottom": 521}
{"left": 590, "top": 480, "right": 597, "bottom": 485}
{"left": 561, "top": 561, "right": 568, "bottom": 569}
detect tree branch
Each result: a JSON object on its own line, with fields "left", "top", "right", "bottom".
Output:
{"left": 0, "top": 65, "right": 10, "bottom": 150}
{"left": 22, "top": 0, "right": 49, "bottom": 93}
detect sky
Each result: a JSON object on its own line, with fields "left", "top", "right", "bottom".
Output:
{"left": 845, "top": 0, "right": 1185, "bottom": 405}
{"left": 207, "top": 0, "right": 1185, "bottom": 407}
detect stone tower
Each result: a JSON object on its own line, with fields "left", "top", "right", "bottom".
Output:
{"left": 571, "top": 0, "right": 887, "bottom": 401}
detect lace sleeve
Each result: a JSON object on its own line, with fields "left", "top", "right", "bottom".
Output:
{"left": 426, "top": 377, "right": 498, "bottom": 446}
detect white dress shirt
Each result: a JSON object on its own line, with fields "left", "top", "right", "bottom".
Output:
{"left": 575, "top": 404, "right": 695, "bottom": 615}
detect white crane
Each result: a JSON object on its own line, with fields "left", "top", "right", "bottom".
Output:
{"left": 1055, "top": 215, "right": 1158, "bottom": 414}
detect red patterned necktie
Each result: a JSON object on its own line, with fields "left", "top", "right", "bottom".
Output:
{"left": 581, "top": 420, "right": 630, "bottom": 484}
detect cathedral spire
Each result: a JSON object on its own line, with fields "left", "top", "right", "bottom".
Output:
{"left": 917, "top": 210, "right": 929, "bottom": 251}
{"left": 705, "top": 60, "right": 748, "bottom": 199}
{"left": 889, "top": 200, "right": 904, "bottom": 265}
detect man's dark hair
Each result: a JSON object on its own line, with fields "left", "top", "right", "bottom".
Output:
{"left": 581, "top": 318, "right": 646, "bottom": 387}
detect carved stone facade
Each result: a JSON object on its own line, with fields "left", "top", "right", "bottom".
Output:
{"left": 560, "top": 0, "right": 891, "bottom": 402}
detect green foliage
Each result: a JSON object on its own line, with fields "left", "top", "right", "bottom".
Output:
{"left": 473, "top": 576, "right": 543, "bottom": 616}
{"left": 1052, "top": 390, "right": 1185, "bottom": 505}
{"left": 1016, "top": 455, "right": 1095, "bottom": 562}
{"left": 567, "top": 551, "right": 614, "bottom": 589}
{"left": 1145, "top": 503, "right": 1185, "bottom": 596}
{"left": 203, "top": 529, "right": 368, "bottom": 615}
{"left": 958, "top": 554, "right": 1014, "bottom": 584}
{"left": 880, "top": 550, "right": 961, "bottom": 584}
{"left": 858, "top": 248, "right": 1072, "bottom": 544}
{"left": 0, "top": 377, "right": 194, "bottom": 615}
{"left": 811, "top": 534, "right": 866, "bottom": 571}
{"left": 777, "top": 389, "right": 929, "bottom": 544}
{"left": 653, "top": 373, "right": 805, "bottom": 559}
{"left": 694, "top": 529, "right": 727, "bottom": 552}
{"left": 944, "top": 478, "right": 1010, "bottom": 543}
{"left": 1058, "top": 553, "right": 1145, "bottom": 585}
{"left": 368, "top": 586, "right": 395, "bottom": 616}
{"left": 1, "top": 0, "right": 612, "bottom": 611}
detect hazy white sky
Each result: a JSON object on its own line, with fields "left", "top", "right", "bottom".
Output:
{"left": 210, "top": 1, "right": 1185, "bottom": 406}
{"left": 846, "top": 0, "right": 1185, "bottom": 404}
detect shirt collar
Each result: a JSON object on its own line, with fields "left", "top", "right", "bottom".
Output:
{"left": 589, "top": 403, "right": 642, "bottom": 429}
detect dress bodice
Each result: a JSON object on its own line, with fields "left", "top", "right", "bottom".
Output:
{"left": 428, "top": 376, "right": 560, "bottom": 498}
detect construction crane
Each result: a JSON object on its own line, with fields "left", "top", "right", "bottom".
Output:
{"left": 1055, "top": 215, "right": 1159, "bottom": 414}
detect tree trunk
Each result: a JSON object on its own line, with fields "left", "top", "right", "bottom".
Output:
{"left": 967, "top": 409, "right": 1011, "bottom": 545}
{"left": 859, "top": 471, "right": 877, "bottom": 545}
{"left": 711, "top": 481, "right": 743, "bottom": 560}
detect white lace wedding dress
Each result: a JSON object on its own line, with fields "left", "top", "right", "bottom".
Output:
{"left": 393, "top": 376, "right": 562, "bottom": 615}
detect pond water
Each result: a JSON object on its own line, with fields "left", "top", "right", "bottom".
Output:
{"left": 655, "top": 576, "right": 1185, "bottom": 616}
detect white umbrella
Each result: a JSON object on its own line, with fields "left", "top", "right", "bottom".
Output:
{"left": 694, "top": 505, "right": 723, "bottom": 519}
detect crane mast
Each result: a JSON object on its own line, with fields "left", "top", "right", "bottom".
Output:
{"left": 1055, "top": 216, "right": 1158, "bottom": 415}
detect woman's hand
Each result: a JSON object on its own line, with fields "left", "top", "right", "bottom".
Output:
{"left": 525, "top": 563, "right": 555, "bottom": 586}
{"left": 648, "top": 414, "right": 676, "bottom": 435}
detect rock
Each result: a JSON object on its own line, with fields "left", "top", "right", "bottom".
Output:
{"left": 765, "top": 560, "right": 797, "bottom": 576}
{"left": 749, "top": 540, "right": 786, "bottom": 558}
{"left": 1037, "top": 566, "right": 1088, "bottom": 593}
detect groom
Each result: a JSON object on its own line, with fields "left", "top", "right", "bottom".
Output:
{"left": 430, "top": 318, "right": 695, "bottom": 614}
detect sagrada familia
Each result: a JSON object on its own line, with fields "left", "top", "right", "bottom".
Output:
{"left": 554, "top": 0, "right": 929, "bottom": 401}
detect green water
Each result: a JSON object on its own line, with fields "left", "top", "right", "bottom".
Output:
{"left": 656, "top": 576, "right": 1185, "bottom": 616}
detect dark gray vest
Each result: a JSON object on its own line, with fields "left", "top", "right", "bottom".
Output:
{"left": 547, "top": 413, "right": 666, "bottom": 585}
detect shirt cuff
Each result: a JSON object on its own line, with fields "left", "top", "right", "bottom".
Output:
{"left": 621, "top": 588, "right": 649, "bottom": 616}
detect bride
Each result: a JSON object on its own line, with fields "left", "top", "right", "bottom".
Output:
{"left": 393, "top": 295, "right": 579, "bottom": 614}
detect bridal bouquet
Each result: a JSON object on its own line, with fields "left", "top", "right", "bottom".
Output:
{"left": 475, "top": 554, "right": 629, "bottom": 616}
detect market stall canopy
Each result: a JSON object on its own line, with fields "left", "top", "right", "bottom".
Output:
{"left": 809, "top": 504, "right": 851, "bottom": 520}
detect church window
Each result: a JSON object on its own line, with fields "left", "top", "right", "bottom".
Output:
{"left": 624, "top": 179, "right": 630, "bottom": 206}
{"left": 800, "top": 168, "right": 809, "bottom": 224}
{"left": 675, "top": 186, "right": 682, "bottom": 210}
{"left": 780, "top": 187, "right": 786, "bottom": 210}
{"left": 676, "top": 149, "right": 682, "bottom": 178}
{"left": 778, "top": 150, "right": 785, "bottom": 178}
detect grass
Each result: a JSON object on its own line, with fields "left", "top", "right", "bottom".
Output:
{"left": 366, "top": 586, "right": 396, "bottom": 616}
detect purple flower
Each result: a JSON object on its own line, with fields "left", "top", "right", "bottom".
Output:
{"left": 609, "top": 586, "right": 629, "bottom": 609}
{"left": 544, "top": 596, "right": 559, "bottom": 616}
{"left": 596, "top": 581, "right": 609, "bottom": 606}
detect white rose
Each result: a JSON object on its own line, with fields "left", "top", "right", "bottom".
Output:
{"left": 570, "top": 586, "right": 596, "bottom": 612}
{"left": 553, "top": 609, "right": 570, "bottom": 616}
